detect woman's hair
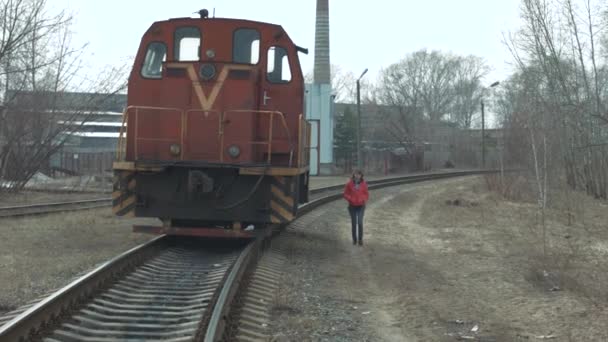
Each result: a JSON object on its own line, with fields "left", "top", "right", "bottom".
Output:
{"left": 351, "top": 170, "right": 364, "bottom": 180}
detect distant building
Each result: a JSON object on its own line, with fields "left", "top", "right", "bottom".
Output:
{"left": 55, "top": 93, "right": 125, "bottom": 174}
{"left": 4, "top": 91, "right": 126, "bottom": 175}
{"left": 334, "top": 102, "right": 499, "bottom": 170}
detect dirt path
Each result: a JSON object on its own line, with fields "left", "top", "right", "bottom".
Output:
{"left": 270, "top": 184, "right": 426, "bottom": 341}
{"left": 270, "top": 176, "right": 608, "bottom": 341}
{"left": 341, "top": 187, "right": 418, "bottom": 341}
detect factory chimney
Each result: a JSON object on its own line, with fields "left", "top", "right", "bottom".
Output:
{"left": 313, "top": 0, "right": 330, "bottom": 84}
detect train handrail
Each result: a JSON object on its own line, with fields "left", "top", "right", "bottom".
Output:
{"left": 116, "top": 106, "right": 302, "bottom": 168}
{"left": 224, "top": 109, "right": 294, "bottom": 166}
{"left": 116, "top": 108, "right": 128, "bottom": 161}
{"left": 116, "top": 105, "right": 184, "bottom": 161}
{"left": 298, "top": 114, "right": 311, "bottom": 168}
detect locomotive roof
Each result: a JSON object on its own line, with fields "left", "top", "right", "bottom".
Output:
{"left": 151, "top": 17, "right": 284, "bottom": 31}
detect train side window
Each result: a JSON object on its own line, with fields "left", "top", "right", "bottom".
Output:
{"left": 141, "top": 42, "right": 167, "bottom": 79}
{"left": 233, "top": 28, "right": 260, "bottom": 64}
{"left": 174, "top": 27, "right": 201, "bottom": 61}
{"left": 267, "top": 46, "right": 291, "bottom": 83}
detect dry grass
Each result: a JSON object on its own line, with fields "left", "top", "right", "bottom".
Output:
{"left": 0, "top": 209, "right": 155, "bottom": 313}
{"left": 420, "top": 176, "right": 608, "bottom": 340}
{"left": 269, "top": 176, "right": 608, "bottom": 340}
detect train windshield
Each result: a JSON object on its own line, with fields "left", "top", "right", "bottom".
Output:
{"left": 174, "top": 27, "right": 201, "bottom": 61}
{"left": 233, "top": 28, "right": 260, "bottom": 64}
{"left": 141, "top": 42, "right": 166, "bottom": 78}
{"left": 267, "top": 46, "right": 291, "bottom": 83}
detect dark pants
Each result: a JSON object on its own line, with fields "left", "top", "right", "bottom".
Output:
{"left": 348, "top": 205, "right": 365, "bottom": 242}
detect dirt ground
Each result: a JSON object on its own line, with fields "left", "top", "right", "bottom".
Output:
{"left": 270, "top": 176, "right": 608, "bottom": 341}
{"left": 0, "top": 209, "right": 154, "bottom": 315}
{"left": 0, "top": 175, "right": 365, "bottom": 317}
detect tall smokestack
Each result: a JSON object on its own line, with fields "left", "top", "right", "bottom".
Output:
{"left": 313, "top": 0, "right": 330, "bottom": 84}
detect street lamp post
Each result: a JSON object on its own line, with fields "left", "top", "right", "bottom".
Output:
{"left": 356, "top": 68, "right": 368, "bottom": 170}
{"left": 481, "top": 81, "right": 500, "bottom": 168}
{"left": 481, "top": 99, "right": 486, "bottom": 167}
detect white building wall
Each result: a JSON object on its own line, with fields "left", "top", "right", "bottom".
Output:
{"left": 305, "top": 83, "right": 334, "bottom": 175}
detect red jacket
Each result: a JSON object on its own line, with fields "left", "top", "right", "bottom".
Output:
{"left": 343, "top": 179, "right": 369, "bottom": 206}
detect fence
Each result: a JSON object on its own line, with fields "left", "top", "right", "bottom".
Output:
{"left": 50, "top": 151, "right": 115, "bottom": 176}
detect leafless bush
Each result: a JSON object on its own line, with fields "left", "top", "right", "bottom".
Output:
{"left": 498, "top": 0, "right": 608, "bottom": 200}
{"left": 484, "top": 173, "right": 534, "bottom": 202}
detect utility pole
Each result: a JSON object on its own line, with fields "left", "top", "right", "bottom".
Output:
{"left": 481, "top": 100, "right": 485, "bottom": 168}
{"left": 356, "top": 68, "right": 368, "bottom": 170}
{"left": 481, "top": 81, "right": 500, "bottom": 168}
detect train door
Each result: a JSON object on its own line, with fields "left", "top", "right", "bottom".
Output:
{"left": 219, "top": 28, "right": 261, "bottom": 164}
{"left": 259, "top": 43, "right": 302, "bottom": 166}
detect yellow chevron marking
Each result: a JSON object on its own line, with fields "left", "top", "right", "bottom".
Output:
{"left": 113, "top": 206, "right": 135, "bottom": 217}
{"left": 114, "top": 195, "right": 135, "bottom": 211}
{"left": 271, "top": 184, "right": 293, "bottom": 206}
{"left": 128, "top": 178, "right": 136, "bottom": 191}
{"left": 271, "top": 201, "right": 293, "bottom": 221}
{"left": 112, "top": 191, "right": 124, "bottom": 200}
{"left": 270, "top": 214, "right": 282, "bottom": 223}
{"left": 166, "top": 63, "right": 253, "bottom": 111}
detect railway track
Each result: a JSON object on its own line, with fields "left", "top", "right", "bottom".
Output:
{"left": 0, "top": 170, "right": 493, "bottom": 341}
{"left": 48, "top": 242, "right": 249, "bottom": 341}
{"left": 0, "top": 170, "right": 489, "bottom": 219}
{"left": 0, "top": 199, "right": 110, "bottom": 218}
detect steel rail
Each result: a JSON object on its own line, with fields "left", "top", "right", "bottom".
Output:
{"left": 0, "top": 235, "right": 166, "bottom": 342}
{"left": 203, "top": 241, "right": 257, "bottom": 341}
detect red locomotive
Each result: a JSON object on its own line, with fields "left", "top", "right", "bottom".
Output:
{"left": 112, "top": 10, "right": 311, "bottom": 237}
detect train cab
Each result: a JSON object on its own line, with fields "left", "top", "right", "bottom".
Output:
{"left": 112, "top": 12, "right": 311, "bottom": 237}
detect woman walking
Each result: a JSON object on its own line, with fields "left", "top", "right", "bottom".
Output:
{"left": 343, "top": 170, "right": 369, "bottom": 246}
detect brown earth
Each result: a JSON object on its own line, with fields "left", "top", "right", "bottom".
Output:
{"left": 270, "top": 176, "right": 608, "bottom": 341}
{"left": 0, "top": 209, "right": 154, "bottom": 314}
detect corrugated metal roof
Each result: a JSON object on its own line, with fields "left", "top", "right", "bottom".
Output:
{"left": 70, "top": 132, "right": 121, "bottom": 138}
{"left": 59, "top": 121, "right": 123, "bottom": 127}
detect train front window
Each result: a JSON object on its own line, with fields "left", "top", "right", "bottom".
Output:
{"left": 141, "top": 42, "right": 166, "bottom": 79}
{"left": 267, "top": 46, "right": 291, "bottom": 83}
{"left": 233, "top": 28, "right": 260, "bottom": 64}
{"left": 174, "top": 27, "right": 201, "bottom": 61}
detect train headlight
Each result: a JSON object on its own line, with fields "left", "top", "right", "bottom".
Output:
{"left": 228, "top": 145, "right": 240, "bottom": 158}
{"left": 170, "top": 144, "right": 181, "bottom": 156}
{"left": 200, "top": 63, "right": 216, "bottom": 81}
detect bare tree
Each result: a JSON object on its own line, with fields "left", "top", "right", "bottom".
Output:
{"left": 375, "top": 49, "right": 489, "bottom": 156}
{"left": 451, "top": 55, "right": 490, "bottom": 128}
{"left": 501, "top": 0, "right": 608, "bottom": 200}
{"left": 0, "top": 0, "right": 127, "bottom": 192}
{"left": 418, "top": 50, "right": 460, "bottom": 122}
{"left": 304, "top": 64, "right": 357, "bottom": 103}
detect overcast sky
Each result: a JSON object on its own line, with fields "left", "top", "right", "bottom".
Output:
{"left": 51, "top": 0, "right": 523, "bottom": 86}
